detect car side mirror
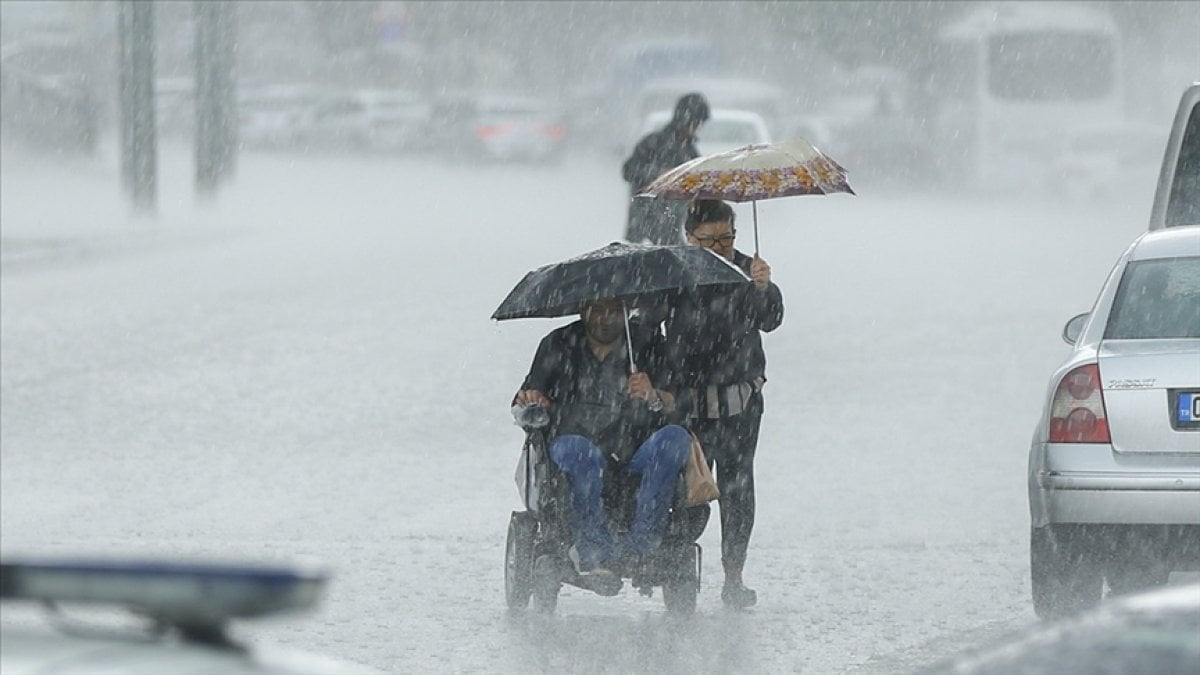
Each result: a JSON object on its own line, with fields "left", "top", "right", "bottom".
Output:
{"left": 1062, "top": 312, "right": 1089, "bottom": 346}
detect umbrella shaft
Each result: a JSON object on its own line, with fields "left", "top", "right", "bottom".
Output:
{"left": 622, "top": 300, "right": 637, "bottom": 373}
{"left": 753, "top": 200, "right": 759, "bottom": 256}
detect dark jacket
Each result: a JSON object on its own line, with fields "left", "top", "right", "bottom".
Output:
{"left": 521, "top": 320, "right": 683, "bottom": 463}
{"left": 663, "top": 250, "right": 784, "bottom": 414}
{"left": 621, "top": 123, "right": 700, "bottom": 195}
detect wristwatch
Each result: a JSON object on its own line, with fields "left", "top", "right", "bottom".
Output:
{"left": 648, "top": 392, "right": 664, "bottom": 412}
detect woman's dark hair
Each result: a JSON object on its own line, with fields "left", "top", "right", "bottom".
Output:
{"left": 672, "top": 93, "right": 710, "bottom": 127}
{"left": 685, "top": 199, "right": 735, "bottom": 234}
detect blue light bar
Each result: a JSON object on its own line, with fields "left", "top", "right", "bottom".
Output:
{"left": 0, "top": 557, "right": 328, "bottom": 627}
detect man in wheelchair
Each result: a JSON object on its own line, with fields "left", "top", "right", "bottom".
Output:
{"left": 512, "top": 297, "right": 693, "bottom": 582}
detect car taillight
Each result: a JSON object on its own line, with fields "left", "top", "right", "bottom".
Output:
{"left": 477, "top": 123, "right": 515, "bottom": 140}
{"left": 540, "top": 124, "right": 566, "bottom": 140}
{"left": 1048, "top": 363, "right": 1110, "bottom": 443}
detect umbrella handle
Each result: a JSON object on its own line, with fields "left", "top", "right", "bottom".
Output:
{"left": 622, "top": 300, "right": 637, "bottom": 373}
{"left": 753, "top": 200, "right": 759, "bottom": 257}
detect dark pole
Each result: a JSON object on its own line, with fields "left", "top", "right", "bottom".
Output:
{"left": 216, "top": 2, "right": 237, "bottom": 182}
{"left": 118, "top": 0, "right": 132, "bottom": 191}
{"left": 195, "top": 0, "right": 237, "bottom": 198}
{"left": 117, "top": 0, "right": 158, "bottom": 214}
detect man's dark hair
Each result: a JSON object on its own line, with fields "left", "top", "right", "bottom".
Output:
{"left": 672, "top": 92, "right": 710, "bottom": 127}
{"left": 685, "top": 199, "right": 735, "bottom": 234}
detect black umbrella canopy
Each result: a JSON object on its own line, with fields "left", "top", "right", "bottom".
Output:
{"left": 492, "top": 241, "right": 750, "bottom": 321}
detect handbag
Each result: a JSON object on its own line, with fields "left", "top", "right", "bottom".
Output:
{"left": 685, "top": 430, "right": 720, "bottom": 507}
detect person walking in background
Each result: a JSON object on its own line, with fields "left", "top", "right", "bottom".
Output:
{"left": 664, "top": 199, "right": 783, "bottom": 608}
{"left": 622, "top": 93, "right": 709, "bottom": 244}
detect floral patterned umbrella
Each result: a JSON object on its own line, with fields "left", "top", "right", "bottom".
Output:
{"left": 637, "top": 138, "right": 855, "bottom": 253}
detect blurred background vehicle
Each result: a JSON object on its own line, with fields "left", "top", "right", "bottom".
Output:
{"left": 427, "top": 93, "right": 566, "bottom": 164}
{"left": 581, "top": 37, "right": 725, "bottom": 154}
{"left": 357, "top": 88, "right": 432, "bottom": 154}
{"left": 834, "top": 113, "right": 936, "bottom": 186}
{"left": 614, "top": 76, "right": 785, "bottom": 157}
{"left": 638, "top": 107, "right": 771, "bottom": 157}
{"left": 0, "top": 35, "right": 98, "bottom": 153}
{"left": 0, "top": 556, "right": 381, "bottom": 675}
{"left": 786, "top": 115, "right": 840, "bottom": 153}
{"left": 239, "top": 83, "right": 322, "bottom": 150}
{"left": 301, "top": 89, "right": 370, "bottom": 152}
{"left": 919, "top": 583, "right": 1200, "bottom": 675}
{"left": 300, "top": 88, "right": 432, "bottom": 154}
{"left": 1027, "top": 225, "right": 1200, "bottom": 619}
{"left": 608, "top": 38, "right": 725, "bottom": 103}
{"left": 1054, "top": 122, "right": 1167, "bottom": 202}
{"left": 923, "top": 3, "right": 1125, "bottom": 190}
{"left": 806, "top": 64, "right": 937, "bottom": 184}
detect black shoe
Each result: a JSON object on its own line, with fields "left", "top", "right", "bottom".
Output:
{"left": 721, "top": 581, "right": 757, "bottom": 609}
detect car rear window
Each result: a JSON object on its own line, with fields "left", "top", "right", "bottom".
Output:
{"left": 702, "top": 119, "right": 762, "bottom": 145}
{"left": 1106, "top": 257, "right": 1200, "bottom": 339}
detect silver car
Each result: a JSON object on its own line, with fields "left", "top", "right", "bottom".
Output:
{"left": 638, "top": 108, "right": 772, "bottom": 157}
{"left": 1150, "top": 82, "right": 1199, "bottom": 231}
{"left": 1027, "top": 225, "right": 1200, "bottom": 618}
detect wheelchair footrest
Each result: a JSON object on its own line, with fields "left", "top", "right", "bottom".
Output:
{"left": 568, "top": 572, "right": 623, "bottom": 597}
{"left": 549, "top": 553, "right": 623, "bottom": 597}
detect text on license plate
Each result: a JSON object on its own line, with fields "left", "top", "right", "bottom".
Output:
{"left": 1178, "top": 391, "right": 1200, "bottom": 423}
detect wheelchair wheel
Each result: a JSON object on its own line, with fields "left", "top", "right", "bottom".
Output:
{"left": 662, "top": 545, "right": 698, "bottom": 615}
{"left": 505, "top": 511, "right": 536, "bottom": 611}
{"left": 532, "top": 554, "right": 561, "bottom": 613}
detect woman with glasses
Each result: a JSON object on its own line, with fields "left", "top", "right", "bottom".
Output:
{"left": 663, "top": 198, "right": 784, "bottom": 608}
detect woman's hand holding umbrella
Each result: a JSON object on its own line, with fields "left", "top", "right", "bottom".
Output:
{"left": 750, "top": 255, "right": 771, "bottom": 291}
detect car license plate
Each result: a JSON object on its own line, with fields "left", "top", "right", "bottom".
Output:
{"left": 1174, "top": 390, "right": 1200, "bottom": 430}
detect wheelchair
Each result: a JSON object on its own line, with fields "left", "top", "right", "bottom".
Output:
{"left": 504, "top": 423, "right": 710, "bottom": 615}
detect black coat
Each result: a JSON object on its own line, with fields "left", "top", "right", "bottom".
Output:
{"left": 663, "top": 250, "right": 784, "bottom": 408}
{"left": 520, "top": 320, "right": 684, "bottom": 462}
{"left": 622, "top": 123, "right": 700, "bottom": 195}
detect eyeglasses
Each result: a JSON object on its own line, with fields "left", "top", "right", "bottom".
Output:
{"left": 692, "top": 232, "right": 736, "bottom": 248}
{"left": 584, "top": 304, "right": 624, "bottom": 319}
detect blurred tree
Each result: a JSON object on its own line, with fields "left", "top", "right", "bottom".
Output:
{"left": 117, "top": 0, "right": 157, "bottom": 214}
{"left": 195, "top": 0, "right": 236, "bottom": 197}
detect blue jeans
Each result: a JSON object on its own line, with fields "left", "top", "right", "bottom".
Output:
{"left": 548, "top": 425, "right": 691, "bottom": 570}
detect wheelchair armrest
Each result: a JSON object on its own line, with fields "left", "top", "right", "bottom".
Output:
{"left": 518, "top": 428, "right": 565, "bottom": 514}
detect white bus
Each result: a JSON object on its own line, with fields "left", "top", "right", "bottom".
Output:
{"left": 928, "top": 2, "right": 1124, "bottom": 189}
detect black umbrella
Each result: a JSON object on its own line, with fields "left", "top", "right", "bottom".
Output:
{"left": 493, "top": 242, "right": 751, "bottom": 371}
{"left": 492, "top": 241, "right": 750, "bottom": 321}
